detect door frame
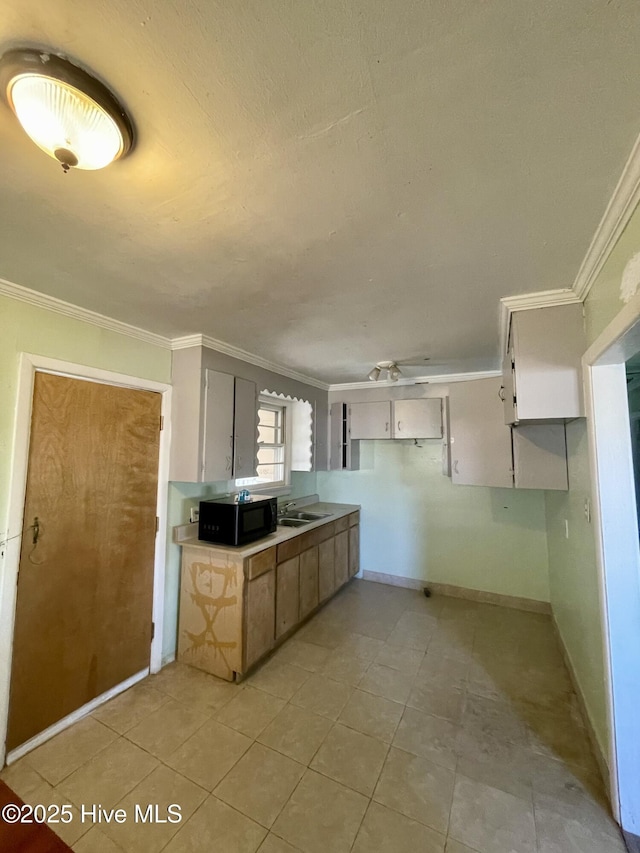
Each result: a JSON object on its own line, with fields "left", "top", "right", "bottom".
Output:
{"left": 583, "top": 289, "right": 640, "bottom": 834}
{"left": 0, "top": 353, "right": 172, "bottom": 767}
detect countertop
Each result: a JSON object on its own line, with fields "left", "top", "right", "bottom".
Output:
{"left": 173, "top": 501, "right": 360, "bottom": 559}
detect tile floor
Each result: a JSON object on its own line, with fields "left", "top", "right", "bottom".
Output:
{"left": 1, "top": 579, "right": 626, "bottom": 853}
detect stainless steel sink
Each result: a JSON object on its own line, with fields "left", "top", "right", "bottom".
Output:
{"left": 278, "top": 517, "right": 311, "bottom": 527}
{"left": 282, "top": 511, "right": 332, "bottom": 521}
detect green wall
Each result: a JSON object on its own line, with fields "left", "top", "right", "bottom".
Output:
{"left": 545, "top": 201, "right": 640, "bottom": 764}
{"left": 0, "top": 295, "right": 171, "bottom": 530}
{"left": 318, "top": 440, "right": 550, "bottom": 603}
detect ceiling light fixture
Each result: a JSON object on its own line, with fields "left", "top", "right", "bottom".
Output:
{"left": 368, "top": 361, "right": 402, "bottom": 382}
{"left": 0, "top": 48, "right": 134, "bottom": 172}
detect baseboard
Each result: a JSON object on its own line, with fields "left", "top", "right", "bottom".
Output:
{"left": 624, "top": 830, "right": 640, "bottom": 853}
{"left": 362, "top": 571, "right": 551, "bottom": 614}
{"left": 551, "top": 615, "right": 611, "bottom": 804}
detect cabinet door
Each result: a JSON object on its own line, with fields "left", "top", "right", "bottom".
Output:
{"left": 448, "top": 378, "right": 513, "bottom": 488}
{"left": 329, "top": 402, "right": 344, "bottom": 471}
{"left": 233, "top": 377, "right": 258, "bottom": 479}
{"left": 244, "top": 570, "right": 275, "bottom": 670}
{"left": 349, "top": 402, "right": 392, "bottom": 439}
{"left": 513, "top": 424, "right": 568, "bottom": 490}
{"left": 318, "top": 538, "right": 335, "bottom": 602}
{"left": 334, "top": 531, "right": 349, "bottom": 588}
{"left": 276, "top": 557, "right": 299, "bottom": 639}
{"left": 393, "top": 399, "right": 442, "bottom": 439}
{"left": 299, "top": 547, "right": 319, "bottom": 620}
{"left": 348, "top": 525, "right": 360, "bottom": 578}
{"left": 202, "top": 369, "right": 235, "bottom": 481}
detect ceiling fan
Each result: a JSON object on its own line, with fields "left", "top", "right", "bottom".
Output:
{"left": 367, "top": 357, "right": 436, "bottom": 382}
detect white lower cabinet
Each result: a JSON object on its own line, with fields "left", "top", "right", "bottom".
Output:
{"left": 449, "top": 377, "right": 568, "bottom": 490}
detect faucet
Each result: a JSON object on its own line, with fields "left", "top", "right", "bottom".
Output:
{"left": 278, "top": 501, "right": 296, "bottom": 517}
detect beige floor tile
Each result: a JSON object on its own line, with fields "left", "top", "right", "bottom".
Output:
{"left": 359, "top": 663, "right": 415, "bottom": 704}
{"left": 25, "top": 717, "right": 118, "bottom": 786}
{"left": 101, "top": 764, "right": 207, "bottom": 853}
{"left": 528, "top": 752, "right": 607, "bottom": 809}
{"left": 248, "top": 661, "right": 311, "bottom": 700}
{"left": 535, "top": 806, "right": 627, "bottom": 853}
{"left": 57, "top": 736, "right": 158, "bottom": 809}
{"left": 165, "top": 718, "right": 252, "bottom": 790}
{"left": 149, "top": 662, "right": 238, "bottom": 714}
{"left": 373, "top": 747, "right": 455, "bottom": 834}
{"left": 374, "top": 644, "right": 424, "bottom": 675}
{"left": 337, "top": 633, "right": 386, "bottom": 661}
{"left": 163, "top": 794, "right": 266, "bottom": 853}
{"left": 92, "top": 683, "right": 169, "bottom": 734}
{"left": 418, "top": 653, "right": 469, "bottom": 690}
{"left": 310, "top": 723, "right": 388, "bottom": 796}
{"left": 214, "top": 742, "right": 305, "bottom": 828}
{"left": 257, "top": 703, "right": 332, "bottom": 765}
{"left": 296, "top": 620, "right": 350, "bottom": 649}
{"left": 449, "top": 774, "right": 536, "bottom": 853}
{"left": 338, "top": 689, "right": 404, "bottom": 743}
{"left": 271, "top": 639, "right": 332, "bottom": 672}
{"left": 392, "top": 706, "right": 459, "bottom": 770}
{"left": 272, "top": 769, "right": 368, "bottom": 853}
{"left": 445, "top": 839, "right": 481, "bottom": 853}
{"left": 385, "top": 624, "right": 431, "bottom": 652}
{"left": 15, "top": 780, "right": 87, "bottom": 847}
{"left": 352, "top": 801, "right": 446, "bottom": 853}
{"left": 216, "top": 686, "right": 286, "bottom": 738}
{"left": 1, "top": 759, "right": 51, "bottom": 800}
{"left": 406, "top": 682, "right": 465, "bottom": 723}
{"left": 455, "top": 753, "right": 533, "bottom": 803}
{"left": 290, "top": 674, "right": 353, "bottom": 720}
{"left": 125, "top": 699, "right": 208, "bottom": 760}
{"left": 258, "top": 834, "right": 302, "bottom": 852}
{"left": 320, "top": 650, "right": 371, "bottom": 685}
{"left": 72, "top": 826, "right": 123, "bottom": 852}
{"left": 461, "top": 693, "right": 529, "bottom": 745}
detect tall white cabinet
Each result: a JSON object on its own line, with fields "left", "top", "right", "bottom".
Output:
{"left": 171, "top": 363, "right": 258, "bottom": 483}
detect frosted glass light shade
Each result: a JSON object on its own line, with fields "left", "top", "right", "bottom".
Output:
{"left": 0, "top": 49, "right": 134, "bottom": 171}
{"left": 9, "top": 75, "right": 124, "bottom": 170}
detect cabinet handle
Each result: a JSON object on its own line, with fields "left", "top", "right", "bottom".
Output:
{"left": 498, "top": 386, "right": 505, "bottom": 401}
{"left": 385, "top": 422, "right": 389, "bottom": 432}
{"left": 397, "top": 421, "right": 402, "bottom": 432}
{"left": 453, "top": 459, "right": 459, "bottom": 474}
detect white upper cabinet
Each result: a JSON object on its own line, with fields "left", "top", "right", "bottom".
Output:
{"left": 449, "top": 377, "right": 568, "bottom": 490}
{"left": 329, "top": 402, "right": 360, "bottom": 470}
{"left": 449, "top": 377, "right": 514, "bottom": 488}
{"left": 170, "top": 360, "right": 258, "bottom": 482}
{"left": 394, "top": 398, "right": 442, "bottom": 439}
{"left": 349, "top": 401, "right": 392, "bottom": 439}
{"left": 503, "top": 304, "right": 586, "bottom": 424}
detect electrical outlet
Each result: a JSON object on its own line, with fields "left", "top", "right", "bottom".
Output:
{"left": 189, "top": 507, "right": 199, "bottom": 524}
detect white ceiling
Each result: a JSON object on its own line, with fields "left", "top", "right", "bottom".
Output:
{"left": 2, "top": 1, "right": 640, "bottom": 384}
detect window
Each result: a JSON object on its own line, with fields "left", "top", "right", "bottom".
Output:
{"left": 235, "top": 398, "right": 291, "bottom": 491}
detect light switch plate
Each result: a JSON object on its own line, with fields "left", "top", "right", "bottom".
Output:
{"left": 189, "top": 507, "right": 199, "bottom": 523}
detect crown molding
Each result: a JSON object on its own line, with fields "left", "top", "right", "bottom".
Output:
{"left": 498, "top": 288, "right": 582, "bottom": 357}
{"left": 0, "top": 276, "right": 172, "bottom": 349}
{"left": 171, "top": 333, "right": 330, "bottom": 391}
{"left": 329, "top": 369, "right": 502, "bottom": 392}
{"left": 572, "top": 130, "right": 640, "bottom": 302}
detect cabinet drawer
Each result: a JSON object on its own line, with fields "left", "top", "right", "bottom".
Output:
{"left": 317, "top": 521, "right": 335, "bottom": 542}
{"left": 334, "top": 516, "right": 349, "bottom": 533}
{"left": 299, "top": 526, "right": 328, "bottom": 551}
{"left": 246, "top": 546, "right": 276, "bottom": 580}
{"left": 277, "top": 537, "right": 301, "bottom": 563}
{"left": 348, "top": 512, "right": 359, "bottom": 527}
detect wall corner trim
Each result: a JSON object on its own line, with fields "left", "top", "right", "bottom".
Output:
{"left": 329, "top": 369, "right": 502, "bottom": 393}
{"left": 572, "top": 131, "right": 640, "bottom": 302}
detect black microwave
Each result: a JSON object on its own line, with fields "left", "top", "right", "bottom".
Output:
{"left": 198, "top": 495, "right": 277, "bottom": 546}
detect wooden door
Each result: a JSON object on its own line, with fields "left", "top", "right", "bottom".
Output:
{"left": 299, "top": 547, "right": 319, "bottom": 620}
{"left": 7, "top": 372, "right": 161, "bottom": 751}
{"left": 318, "top": 538, "right": 335, "bottom": 602}
{"left": 349, "top": 525, "right": 360, "bottom": 578}
{"left": 334, "top": 531, "right": 349, "bottom": 588}
{"left": 275, "top": 557, "right": 299, "bottom": 639}
{"left": 244, "top": 570, "right": 275, "bottom": 670}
